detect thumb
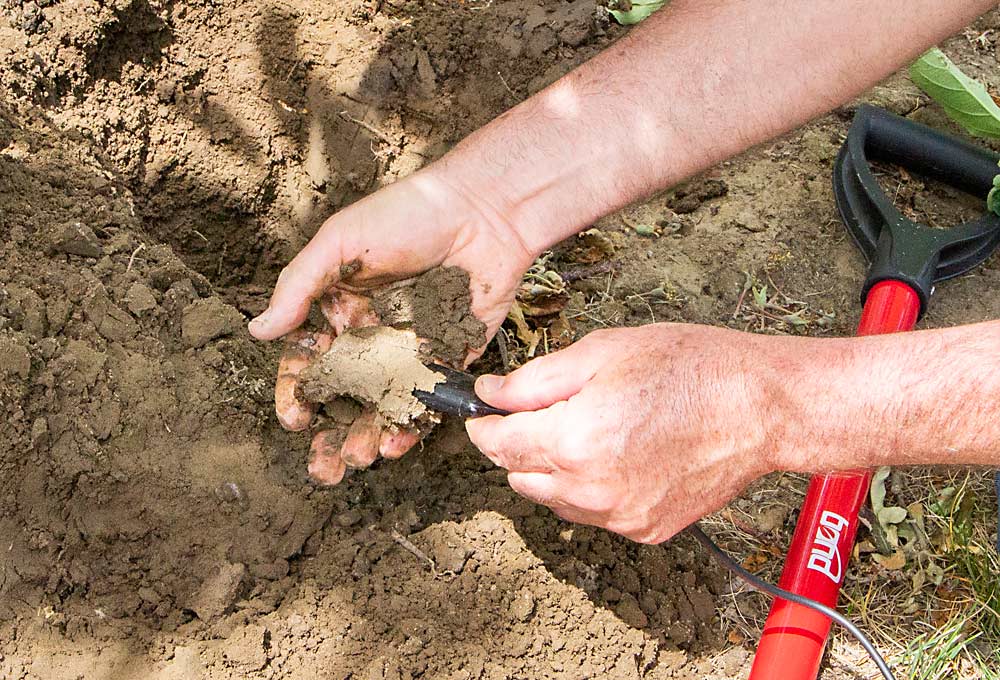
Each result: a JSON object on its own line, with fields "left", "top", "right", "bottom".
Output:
{"left": 475, "top": 339, "right": 604, "bottom": 412}
{"left": 249, "top": 242, "right": 338, "bottom": 341}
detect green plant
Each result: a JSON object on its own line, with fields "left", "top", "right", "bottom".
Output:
{"left": 608, "top": 0, "right": 668, "bottom": 25}
{"left": 927, "top": 477, "right": 1000, "bottom": 643}
{"left": 910, "top": 48, "right": 1000, "bottom": 138}
{"left": 894, "top": 615, "right": 980, "bottom": 680}
{"left": 910, "top": 48, "right": 1000, "bottom": 216}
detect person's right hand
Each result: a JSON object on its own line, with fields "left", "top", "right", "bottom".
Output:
{"left": 248, "top": 168, "right": 537, "bottom": 486}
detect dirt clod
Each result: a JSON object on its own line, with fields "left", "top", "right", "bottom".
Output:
{"left": 126, "top": 282, "right": 158, "bottom": 315}
{"left": 182, "top": 297, "right": 246, "bottom": 347}
{"left": 47, "top": 222, "right": 102, "bottom": 257}
{"left": 0, "top": 331, "right": 31, "bottom": 378}
{"left": 298, "top": 326, "right": 443, "bottom": 426}
{"left": 189, "top": 562, "right": 248, "bottom": 622}
{"left": 371, "top": 266, "right": 487, "bottom": 365}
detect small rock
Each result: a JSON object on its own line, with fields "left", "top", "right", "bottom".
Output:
{"left": 509, "top": 589, "right": 535, "bottom": 622}
{"left": 49, "top": 222, "right": 102, "bottom": 258}
{"left": 125, "top": 283, "right": 158, "bottom": 315}
{"left": 181, "top": 297, "right": 244, "bottom": 348}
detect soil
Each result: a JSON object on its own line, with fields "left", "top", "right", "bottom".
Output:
{"left": 1, "top": 1, "right": 999, "bottom": 679}
{"left": 299, "top": 326, "right": 443, "bottom": 426}
{"left": 371, "top": 266, "right": 487, "bottom": 366}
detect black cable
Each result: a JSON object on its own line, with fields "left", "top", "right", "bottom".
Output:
{"left": 686, "top": 522, "right": 895, "bottom": 680}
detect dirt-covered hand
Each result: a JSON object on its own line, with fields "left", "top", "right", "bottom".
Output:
{"left": 465, "top": 324, "right": 778, "bottom": 543}
{"left": 248, "top": 170, "right": 536, "bottom": 485}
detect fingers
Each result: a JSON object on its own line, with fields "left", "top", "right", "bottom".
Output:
{"left": 275, "top": 330, "right": 332, "bottom": 431}
{"left": 307, "top": 419, "right": 418, "bottom": 486}
{"left": 465, "top": 407, "right": 563, "bottom": 473}
{"left": 507, "top": 472, "right": 593, "bottom": 526}
{"left": 308, "top": 430, "right": 347, "bottom": 485}
{"left": 474, "top": 339, "right": 605, "bottom": 412}
{"left": 340, "top": 410, "right": 381, "bottom": 468}
{"left": 507, "top": 471, "right": 559, "bottom": 505}
{"left": 249, "top": 235, "right": 344, "bottom": 340}
{"left": 379, "top": 427, "right": 420, "bottom": 459}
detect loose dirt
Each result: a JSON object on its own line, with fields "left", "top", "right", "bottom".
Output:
{"left": 1, "top": 0, "right": 999, "bottom": 678}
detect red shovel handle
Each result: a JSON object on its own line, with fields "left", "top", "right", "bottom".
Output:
{"left": 749, "top": 280, "right": 919, "bottom": 680}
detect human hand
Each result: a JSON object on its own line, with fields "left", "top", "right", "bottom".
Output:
{"left": 249, "top": 169, "right": 536, "bottom": 485}
{"left": 465, "top": 324, "right": 782, "bottom": 543}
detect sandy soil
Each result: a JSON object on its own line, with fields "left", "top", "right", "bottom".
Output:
{"left": 2, "top": 1, "right": 1000, "bottom": 678}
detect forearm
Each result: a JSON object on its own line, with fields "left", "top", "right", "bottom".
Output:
{"left": 428, "top": 0, "right": 992, "bottom": 256}
{"left": 774, "top": 321, "right": 1000, "bottom": 472}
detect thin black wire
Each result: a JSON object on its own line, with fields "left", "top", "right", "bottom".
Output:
{"left": 686, "top": 522, "right": 895, "bottom": 680}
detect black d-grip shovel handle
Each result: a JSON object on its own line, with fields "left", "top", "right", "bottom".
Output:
{"left": 833, "top": 104, "right": 1000, "bottom": 315}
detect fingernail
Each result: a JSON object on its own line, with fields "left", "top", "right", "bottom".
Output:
{"left": 249, "top": 307, "right": 271, "bottom": 332}
{"left": 477, "top": 374, "right": 505, "bottom": 397}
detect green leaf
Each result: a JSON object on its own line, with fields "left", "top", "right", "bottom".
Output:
{"left": 909, "top": 48, "right": 1000, "bottom": 138}
{"left": 609, "top": 0, "right": 668, "bottom": 25}
{"left": 929, "top": 485, "right": 956, "bottom": 516}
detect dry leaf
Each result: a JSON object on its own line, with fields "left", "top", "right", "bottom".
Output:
{"left": 520, "top": 293, "right": 569, "bottom": 317}
{"left": 507, "top": 301, "right": 540, "bottom": 357}
{"left": 741, "top": 553, "right": 769, "bottom": 572}
{"left": 568, "top": 229, "right": 617, "bottom": 264}
{"left": 872, "top": 550, "right": 906, "bottom": 570}
{"left": 547, "top": 312, "right": 574, "bottom": 350}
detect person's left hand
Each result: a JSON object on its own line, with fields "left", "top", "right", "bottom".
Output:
{"left": 465, "top": 323, "right": 784, "bottom": 543}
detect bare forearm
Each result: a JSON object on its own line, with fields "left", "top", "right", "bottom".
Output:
{"left": 430, "top": 0, "right": 992, "bottom": 256}
{"left": 774, "top": 321, "right": 1000, "bottom": 472}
